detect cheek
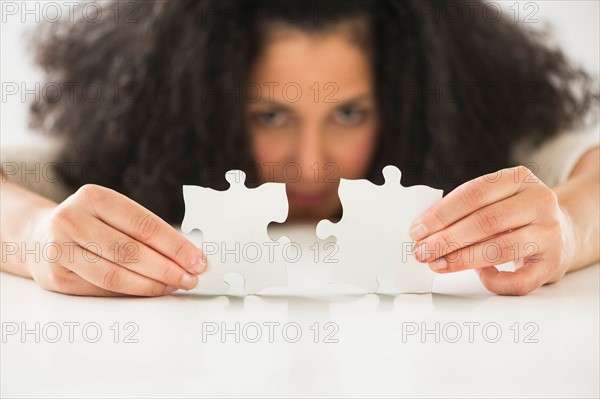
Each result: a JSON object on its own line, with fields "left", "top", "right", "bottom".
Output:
{"left": 327, "top": 127, "right": 378, "bottom": 180}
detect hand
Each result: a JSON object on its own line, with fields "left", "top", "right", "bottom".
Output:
{"left": 27, "top": 184, "right": 206, "bottom": 296}
{"left": 409, "top": 165, "right": 576, "bottom": 296}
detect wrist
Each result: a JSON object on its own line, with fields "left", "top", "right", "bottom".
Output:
{"left": 19, "top": 203, "right": 57, "bottom": 278}
{"left": 556, "top": 198, "right": 579, "bottom": 277}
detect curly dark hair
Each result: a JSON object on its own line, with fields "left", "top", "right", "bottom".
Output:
{"left": 30, "top": 0, "right": 598, "bottom": 224}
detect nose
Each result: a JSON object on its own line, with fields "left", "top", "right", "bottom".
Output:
{"left": 290, "top": 122, "right": 328, "bottom": 185}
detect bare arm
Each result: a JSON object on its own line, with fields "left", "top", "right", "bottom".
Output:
{"left": 553, "top": 146, "right": 600, "bottom": 274}
{"left": 0, "top": 170, "right": 57, "bottom": 278}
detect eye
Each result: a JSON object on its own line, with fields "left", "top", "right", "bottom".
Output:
{"left": 252, "top": 110, "right": 289, "bottom": 128}
{"left": 333, "top": 106, "right": 367, "bottom": 125}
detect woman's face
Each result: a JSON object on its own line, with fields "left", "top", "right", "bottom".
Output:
{"left": 246, "top": 27, "right": 379, "bottom": 222}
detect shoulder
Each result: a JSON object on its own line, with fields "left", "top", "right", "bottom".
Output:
{"left": 510, "top": 122, "right": 600, "bottom": 187}
{"left": 0, "top": 134, "right": 74, "bottom": 203}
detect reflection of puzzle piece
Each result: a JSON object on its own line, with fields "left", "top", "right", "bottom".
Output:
{"left": 316, "top": 166, "right": 443, "bottom": 294}
{"left": 181, "top": 170, "right": 290, "bottom": 294}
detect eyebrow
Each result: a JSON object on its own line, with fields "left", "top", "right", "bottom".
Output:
{"left": 249, "top": 93, "right": 373, "bottom": 110}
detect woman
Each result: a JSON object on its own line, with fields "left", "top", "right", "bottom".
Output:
{"left": 1, "top": 0, "right": 598, "bottom": 296}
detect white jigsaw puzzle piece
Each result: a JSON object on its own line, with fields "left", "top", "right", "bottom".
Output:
{"left": 316, "top": 165, "right": 443, "bottom": 294}
{"left": 181, "top": 170, "right": 290, "bottom": 294}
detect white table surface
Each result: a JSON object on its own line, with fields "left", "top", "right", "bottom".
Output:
{"left": 1, "top": 225, "right": 598, "bottom": 398}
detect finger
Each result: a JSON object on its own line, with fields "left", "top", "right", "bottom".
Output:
{"left": 65, "top": 244, "right": 179, "bottom": 297}
{"left": 54, "top": 270, "right": 127, "bottom": 297}
{"left": 412, "top": 192, "right": 536, "bottom": 262}
{"left": 63, "top": 281, "right": 126, "bottom": 297}
{"left": 423, "top": 226, "right": 546, "bottom": 273}
{"left": 476, "top": 263, "right": 549, "bottom": 296}
{"left": 69, "top": 214, "right": 198, "bottom": 290}
{"left": 78, "top": 185, "right": 206, "bottom": 274}
{"left": 409, "top": 165, "right": 537, "bottom": 241}
{"left": 38, "top": 265, "right": 125, "bottom": 297}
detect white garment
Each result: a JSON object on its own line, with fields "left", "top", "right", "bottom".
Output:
{"left": 0, "top": 135, "right": 70, "bottom": 203}
{"left": 510, "top": 122, "right": 600, "bottom": 187}
{"left": 1, "top": 126, "right": 599, "bottom": 203}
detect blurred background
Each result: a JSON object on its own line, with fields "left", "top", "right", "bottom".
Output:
{"left": 2, "top": 0, "right": 599, "bottom": 145}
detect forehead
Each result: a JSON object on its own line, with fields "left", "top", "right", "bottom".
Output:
{"left": 248, "top": 28, "right": 374, "bottom": 101}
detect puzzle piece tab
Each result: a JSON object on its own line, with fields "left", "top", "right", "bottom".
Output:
{"left": 316, "top": 165, "right": 443, "bottom": 293}
{"left": 181, "top": 170, "right": 290, "bottom": 294}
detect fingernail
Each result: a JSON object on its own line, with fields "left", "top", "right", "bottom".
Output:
{"left": 410, "top": 223, "right": 428, "bottom": 241}
{"left": 190, "top": 254, "right": 207, "bottom": 274}
{"left": 430, "top": 258, "right": 447, "bottom": 271}
{"left": 179, "top": 273, "right": 198, "bottom": 290}
{"left": 164, "top": 285, "right": 178, "bottom": 295}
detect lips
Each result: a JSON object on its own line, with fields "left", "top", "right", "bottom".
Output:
{"left": 286, "top": 187, "right": 332, "bottom": 205}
